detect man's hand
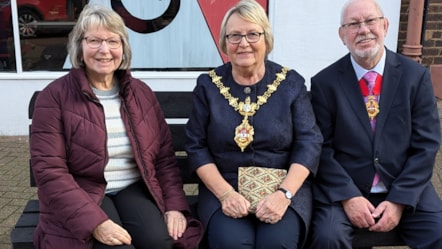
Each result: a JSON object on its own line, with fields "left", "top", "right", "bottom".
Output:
{"left": 369, "top": 201, "right": 404, "bottom": 232}
{"left": 342, "top": 196, "right": 376, "bottom": 228}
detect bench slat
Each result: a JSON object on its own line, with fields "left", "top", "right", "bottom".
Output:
{"left": 155, "top": 92, "right": 193, "bottom": 118}
{"left": 28, "top": 91, "right": 194, "bottom": 119}
{"left": 169, "top": 124, "right": 187, "bottom": 152}
{"left": 177, "top": 156, "right": 198, "bottom": 185}
{"left": 22, "top": 200, "right": 39, "bottom": 213}
{"left": 15, "top": 213, "right": 39, "bottom": 228}
{"left": 10, "top": 227, "right": 36, "bottom": 249}
{"left": 352, "top": 228, "right": 404, "bottom": 249}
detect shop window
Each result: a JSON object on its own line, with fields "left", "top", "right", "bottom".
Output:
{"left": 18, "top": 0, "right": 84, "bottom": 71}
{"left": 0, "top": 0, "right": 15, "bottom": 71}
{"left": 1, "top": 0, "right": 269, "bottom": 72}
{"left": 0, "top": 0, "right": 84, "bottom": 72}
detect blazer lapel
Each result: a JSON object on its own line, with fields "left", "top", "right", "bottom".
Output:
{"left": 338, "top": 57, "right": 373, "bottom": 138}
{"left": 374, "top": 49, "right": 402, "bottom": 142}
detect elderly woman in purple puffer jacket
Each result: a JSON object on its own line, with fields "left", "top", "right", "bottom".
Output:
{"left": 30, "top": 4, "right": 202, "bottom": 249}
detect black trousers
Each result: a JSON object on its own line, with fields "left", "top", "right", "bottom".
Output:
{"left": 93, "top": 181, "right": 173, "bottom": 249}
{"left": 307, "top": 194, "right": 442, "bottom": 249}
{"left": 207, "top": 208, "right": 302, "bottom": 249}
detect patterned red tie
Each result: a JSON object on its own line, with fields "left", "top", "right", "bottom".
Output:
{"left": 363, "top": 71, "right": 381, "bottom": 187}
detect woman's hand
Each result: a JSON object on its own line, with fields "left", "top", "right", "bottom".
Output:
{"left": 164, "top": 210, "right": 186, "bottom": 240}
{"left": 195, "top": 164, "right": 251, "bottom": 218}
{"left": 254, "top": 163, "right": 308, "bottom": 224}
{"left": 220, "top": 190, "right": 251, "bottom": 218}
{"left": 92, "top": 219, "right": 132, "bottom": 245}
{"left": 255, "top": 191, "right": 290, "bottom": 224}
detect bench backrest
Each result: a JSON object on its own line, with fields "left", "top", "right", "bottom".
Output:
{"left": 28, "top": 90, "right": 196, "bottom": 187}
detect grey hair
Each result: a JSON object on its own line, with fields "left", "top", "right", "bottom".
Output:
{"left": 219, "top": 0, "right": 273, "bottom": 55}
{"left": 340, "top": 0, "right": 385, "bottom": 25}
{"left": 67, "top": 4, "right": 131, "bottom": 69}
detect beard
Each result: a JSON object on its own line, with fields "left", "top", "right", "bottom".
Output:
{"left": 348, "top": 34, "right": 381, "bottom": 59}
{"left": 353, "top": 43, "right": 381, "bottom": 59}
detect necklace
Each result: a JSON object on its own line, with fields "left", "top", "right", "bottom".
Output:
{"left": 209, "top": 67, "right": 288, "bottom": 152}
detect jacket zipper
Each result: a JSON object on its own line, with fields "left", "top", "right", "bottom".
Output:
{"left": 120, "top": 93, "right": 163, "bottom": 212}
{"left": 82, "top": 91, "right": 108, "bottom": 203}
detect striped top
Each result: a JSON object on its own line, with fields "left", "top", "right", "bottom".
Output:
{"left": 92, "top": 84, "right": 141, "bottom": 193}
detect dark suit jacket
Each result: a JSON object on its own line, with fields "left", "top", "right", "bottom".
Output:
{"left": 310, "top": 48, "right": 442, "bottom": 212}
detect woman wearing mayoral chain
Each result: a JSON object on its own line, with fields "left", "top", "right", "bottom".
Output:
{"left": 185, "top": 0, "right": 323, "bottom": 248}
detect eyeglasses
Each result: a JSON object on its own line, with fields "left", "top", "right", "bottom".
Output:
{"left": 83, "top": 37, "right": 122, "bottom": 49}
{"left": 341, "top": 17, "right": 384, "bottom": 31}
{"left": 225, "top": 32, "right": 265, "bottom": 44}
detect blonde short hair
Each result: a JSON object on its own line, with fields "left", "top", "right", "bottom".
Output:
{"left": 219, "top": 0, "right": 273, "bottom": 56}
{"left": 68, "top": 4, "right": 131, "bottom": 69}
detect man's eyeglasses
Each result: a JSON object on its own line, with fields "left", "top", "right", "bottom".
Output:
{"left": 83, "top": 37, "right": 122, "bottom": 49}
{"left": 341, "top": 17, "right": 384, "bottom": 31}
{"left": 225, "top": 32, "right": 265, "bottom": 44}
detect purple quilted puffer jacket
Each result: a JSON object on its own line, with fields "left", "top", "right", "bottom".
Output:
{"left": 30, "top": 67, "right": 202, "bottom": 249}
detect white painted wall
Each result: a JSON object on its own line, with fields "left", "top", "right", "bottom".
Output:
{"left": 0, "top": 0, "right": 401, "bottom": 135}
{"left": 268, "top": 0, "right": 401, "bottom": 87}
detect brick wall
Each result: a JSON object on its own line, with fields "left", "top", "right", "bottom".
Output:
{"left": 398, "top": 0, "right": 442, "bottom": 66}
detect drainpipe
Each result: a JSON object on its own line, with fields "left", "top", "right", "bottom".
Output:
{"left": 420, "top": 0, "right": 429, "bottom": 47}
{"left": 402, "top": 0, "right": 425, "bottom": 63}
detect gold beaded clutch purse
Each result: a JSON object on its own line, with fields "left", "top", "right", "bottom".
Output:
{"left": 238, "top": 166, "right": 287, "bottom": 213}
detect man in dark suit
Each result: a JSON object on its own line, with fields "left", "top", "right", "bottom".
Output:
{"left": 308, "top": 0, "right": 442, "bottom": 248}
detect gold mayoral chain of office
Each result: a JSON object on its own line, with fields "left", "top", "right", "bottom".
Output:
{"left": 366, "top": 95, "right": 379, "bottom": 120}
{"left": 209, "top": 67, "right": 288, "bottom": 152}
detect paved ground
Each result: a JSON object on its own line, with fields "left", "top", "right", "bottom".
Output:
{"left": 1, "top": 103, "right": 442, "bottom": 249}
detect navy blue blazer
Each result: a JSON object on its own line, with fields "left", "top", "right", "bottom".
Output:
{"left": 310, "top": 48, "right": 442, "bottom": 212}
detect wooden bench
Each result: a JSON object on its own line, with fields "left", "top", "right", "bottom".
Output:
{"left": 11, "top": 90, "right": 405, "bottom": 249}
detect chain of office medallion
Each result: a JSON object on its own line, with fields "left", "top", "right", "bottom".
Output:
{"left": 209, "top": 67, "right": 288, "bottom": 113}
